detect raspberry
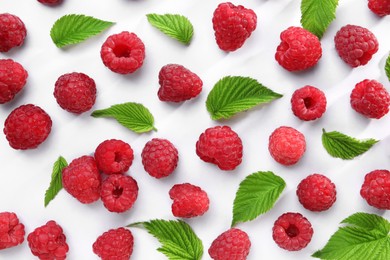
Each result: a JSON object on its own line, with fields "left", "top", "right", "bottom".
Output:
{"left": 196, "top": 125, "right": 243, "bottom": 171}
{"left": 212, "top": 2, "right": 257, "bottom": 51}
{"left": 334, "top": 24, "right": 378, "bottom": 67}
{"left": 268, "top": 126, "right": 306, "bottom": 166}
{"left": 360, "top": 169, "right": 390, "bottom": 210}
{"left": 272, "top": 212, "right": 313, "bottom": 251}
{"left": 291, "top": 85, "right": 327, "bottom": 121}
{"left": 37, "top": 0, "right": 62, "bottom": 5}
{"left": 0, "top": 59, "right": 28, "bottom": 104}
{"left": 53, "top": 72, "right": 96, "bottom": 114}
{"left": 94, "top": 139, "right": 134, "bottom": 175}
{"left": 208, "top": 228, "right": 251, "bottom": 260}
{"left": 100, "top": 174, "right": 138, "bottom": 213}
{"left": 3, "top": 104, "right": 52, "bottom": 150}
{"left": 0, "top": 212, "right": 25, "bottom": 250}
{"left": 93, "top": 227, "right": 134, "bottom": 260}
{"left": 169, "top": 183, "right": 210, "bottom": 218}
{"left": 0, "top": 13, "right": 26, "bottom": 52}
{"left": 368, "top": 0, "right": 390, "bottom": 16}
{"left": 158, "top": 64, "right": 203, "bottom": 102}
{"left": 27, "top": 220, "right": 69, "bottom": 260}
{"left": 100, "top": 31, "right": 145, "bottom": 74}
{"left": 297, "top": 174, "right": 337, "bottom": 211}
{"left": 350, "top": 79, "right": 390, "bottom": 119}
{"left": 275, "top": 26, "right": 322, "bottom": 71}
{"left": 141, "top": 138, "right": 179, "bottom": 178}
{"left": 62, "top": 155, "right": 101, "bottom": 204}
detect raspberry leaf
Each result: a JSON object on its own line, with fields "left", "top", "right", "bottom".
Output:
{"left": 301, "top": 0, "right": 338, "bottom": 39}
{"left": 232, "top": 171, "right": 286, "bottom": 227}
{"left": 312, "top": 212, "right": 390, "bottom": 260}
{"left": 50, "top": 14, "right": 114, "bottom": 48}
{"left": 322, "top": 129, "right": 379, "bottom": 160}
{"left": 44, "top": 156, "right": 67, "bottom": 207}
{"left": 91, "top": 102, "right": 157, "bottom": 133}
{"left": 128, "top": 219, "right": 203, "bottom": 260}
{"left": 386, "top": 53, "right": 390, "bottom": 82}
{"left": 206, "top": 76, "right": 283, "bottom": 120}
{"left": 147, "top": 14, "right": 193, "bottom": 45}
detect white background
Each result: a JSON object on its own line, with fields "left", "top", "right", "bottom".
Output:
{"left": 0, "top": 0, "right": 389, "bottom": 259}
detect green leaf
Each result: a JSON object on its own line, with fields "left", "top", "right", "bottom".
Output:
{"left": 206, "top": 76, "right": 283, "bottom": 120}
{"left": 44, "top": 156, "right": 67, "bottom": 207}
{"left": 301, "top": 0, "right": 338, "bottom": 39}
{"left": 91, "top": 102, "right": 157, "bottom": 133}
{"left": 385, "top": 53, "right": 390, "bottom": 82}
{"left": 232, "top": 171, "right": 286, "bottom": 227}
{"left": 312, "top": 212, "right": 390, "bottom": 260}
{"left": 50, "top": 14, "right": 115, "bottom": 48}
{"left": 147, "top": 13, "right": 193, "bottom": 45}
{"left": 128, "top": 219, "right": 203, "bottom": 260}
{"left": 322, "top": 129, "right": 378, "bottom": 160}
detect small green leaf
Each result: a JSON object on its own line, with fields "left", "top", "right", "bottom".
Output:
{"left": 147, "top": 13, "right": 193, "bottom": 45}
{"left": 312, "top": 212, "right": 390, "bottom": 260}
{"left": 385, "top": 53, "right": 390, "bottom": 82}
{"left": 232, "top": 171, "right": 286, "bottom": 227}
{"left": 322, "top": 129, "right": 378, "bottom": 160}
{"left": 206, "top": 76, "right": 283, "bottom": 120}
{"left": 44, "top": 156, "right": 67, "bottom": 207}
{"left": 91, "top": 102, "right": 157, "bottom": 133}
{"left": 128, "top": 219, "right": 203, "bottom": 260}
{"left": 50, "top": 14, "right": 115, "bottom": 48}
{"left": 301, "top": 0, "right": 339, "bottom": 39}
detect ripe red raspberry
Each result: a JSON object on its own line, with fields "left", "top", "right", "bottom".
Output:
{"left": 100, "top": 31, "right": 145, "bottom": 74}
{"left": 196, "top": 125, "right": 243, "bottom": 171}
{"left": 27, "top": 220, "right": 69, "bottom": 260}
{"left": 158, "top": 64, "right": 203, "bottom": 102}
{"left": 3, "top": 104, "right": 52, "bottom": 150}
{"left": 275, "top": 26, "right": 322, "bottom": 71}
{"left": 62, "top": 155, "right": 101, "bottom": 204}
{"left": 0, "top": 13, "right": 26, "bottom": 52}
{"left": 368, "top": 0, "right": 390, "bottom": 16}
{"left": 0, "top": 59, "right": 28, "bottom": 104}
{"left": 334, "top": 24, "right": 378, "bottom": 67}
{"left": 169, "top": 183, "right": 210, "bottom": 218}
{"left": 350, "top": 79, "right": 390, "bottom": 119}
{"left": 100, "top": 174, "right": 138, "bottom": 213}
{"left": 141, "top": 138, "right": 179, "bottom": 178}
{"left": 93, "top": 227, "right": 134, "bottom": 260}
{"left": 291, "top": 85, "right": 327, "bottom": 121}
{"left": 208, "top": 228, "right": 251, "bottom": 260}
{"left": 94, "top": 139, "right": 134, "bottom": 175}
{"left": 212, "top": 2, "right": 257, "bottom": 51}
{"left": 360, "top": 169, "right": 390, "bottom": 210}
{"left": 37, "top": 0, "right": 63, "bottom": 5}
{"left": 53, "top": 72, "right": 96, "bottom": 114}
{"left": 272, "top": 212, "right": 313, "bottom": 251}
{"left": 0, "top": 212, "right": 25, "bottom": 250}
{"left": 297, "top": 174, "right": 337, "bottom": 211}
{"left": 268, "top": 126, "right": 306, "bottom": 166}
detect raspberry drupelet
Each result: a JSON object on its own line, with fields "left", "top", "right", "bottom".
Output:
{"left": 94, "top": 139, "right": 134, "bottom": 175}
{"left": 272, "top": 212, "right": 313, "bottom": 251}
{"left": 100, "top": 31, "right": 145, "bottom": 74}
{"left": 0, "top": 212, "right": 25, "bottom": 250}
{"left": 196, "top": 125, "right": 243, "bottom": 171}
{"left": 169, "top": 183, "right": 210, "bottom": 218}
{"left": 275, "top": 26, "right": 322, "bottom": 71}
{"left": 93, "top": 227, "right": 134, "bottom": 260}
{"left": 0, "top": 13, "right": 26, "bottom": 52}
{"left": 0, "top": 59, "right": 28, "bottom": 104}
{"left": 208, "top": 228, "right": 251, "bottom": 260}
{"left": 212, "top": 2, "right": 257, "bottom": 52}
{"left": 291, "top": 85, "right": 327, "bottom": 121}
{"left": 334, "top": 24, "right": 378, "bottom": 67}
